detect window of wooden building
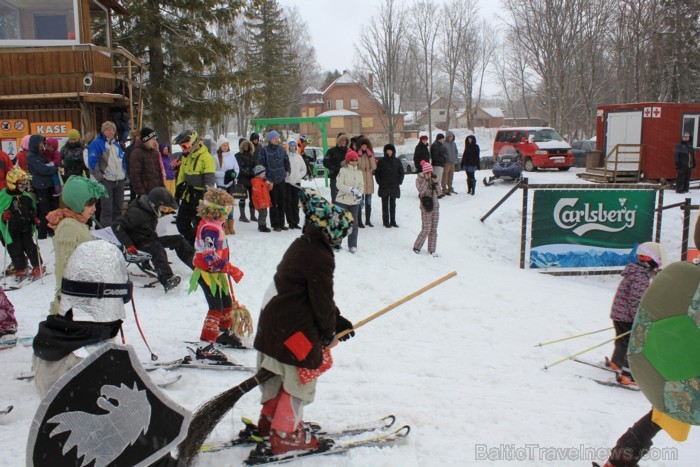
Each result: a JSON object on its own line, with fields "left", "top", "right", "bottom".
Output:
{"left": 0, "top": 0, "right": 80, "bottom": 45}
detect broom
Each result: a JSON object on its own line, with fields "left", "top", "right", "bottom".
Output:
{"left": 177, "top": 271, "right": 457, "bottom": 465}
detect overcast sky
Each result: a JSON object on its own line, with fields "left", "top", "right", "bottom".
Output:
{"left": 277, "top": 0, "right": 505, "bottom": 94}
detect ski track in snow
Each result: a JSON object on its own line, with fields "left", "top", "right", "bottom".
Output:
{"left": 2, "top": 128, "right": 698, "bottom": 466}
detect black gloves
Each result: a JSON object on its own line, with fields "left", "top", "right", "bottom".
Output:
{"left": 335, "top": 315, "right": 355, "bottom": 342}
{"left": 224, "top": 169, "right": 237, "bottom": 185}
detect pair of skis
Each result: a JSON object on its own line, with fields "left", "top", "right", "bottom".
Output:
{"left": 2, "top": 272, "right": 51, "bottom": 291}
{"left": 199, "top": 414, "right": 410, "bottom": 465}
{"left": 572, "top": 358, "right": 640, "bottom": 391}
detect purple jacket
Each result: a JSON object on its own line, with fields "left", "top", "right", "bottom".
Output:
{"left": 610, "top": 262, "right": 655, "bottom": 322}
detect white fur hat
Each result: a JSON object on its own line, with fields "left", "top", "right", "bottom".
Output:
{"left": 216, "top": 135, "right": 230, "bottom": 151}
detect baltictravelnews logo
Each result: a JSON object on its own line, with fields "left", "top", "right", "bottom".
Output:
{"left": 553, "top": 197, "right": 636, "bottom": 236}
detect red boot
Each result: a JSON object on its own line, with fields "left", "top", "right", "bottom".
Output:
{"left": 269, "top": 428, "right": 319, "bottom": 455}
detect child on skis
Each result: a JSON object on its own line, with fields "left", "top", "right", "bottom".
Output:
{"left": 112, "top": 186, "right": 193, "bottom": 293}
{"left": 0, "top": 168, "right": 42, "bottom": 281}
{"left": 413, "top": 160, "right": 441, "bottom": 257}
{"left": 253, "top": 189, "right": 355, "bottom": 456}
{"left": 0, "top": 285, "right": 17, "bottom": 348}
{"left": 608, "top": 241, "right": 667, "bottom": 386}
{"left": 46, "top": 175, "right": 108, "bottom": 315}
{"left": 189, "top": 187, "right": 247, "bottom": 360}
{"left": 251, "top": 165, "right": 272, "bottom": 233}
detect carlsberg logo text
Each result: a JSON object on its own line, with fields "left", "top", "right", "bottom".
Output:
{"left": 553, "top": 198, "right": 636, "bottom": 236}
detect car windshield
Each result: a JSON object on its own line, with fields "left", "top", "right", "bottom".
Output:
{"left": 529, "top": 129, "right": 564, "bottom": 143}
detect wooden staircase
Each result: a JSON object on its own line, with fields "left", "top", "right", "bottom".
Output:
{"left": 577, "top": 144, "right": 642, "bottom": 183}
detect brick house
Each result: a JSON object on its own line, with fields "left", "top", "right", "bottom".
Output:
{"left": 299, "top": 72, "right": 404, "bottom": 147}
{"left": 456, "top": 107, "right": 504, "bottom": 128}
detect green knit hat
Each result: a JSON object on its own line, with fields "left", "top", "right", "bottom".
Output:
{"left": 62, "top": 176, "right": 108, "bottom": 213}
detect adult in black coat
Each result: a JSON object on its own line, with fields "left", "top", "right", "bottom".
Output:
{"left": 461, "top": 135, "right": 481, "bottom": 195}
{"left": 235, "top": 139, "right": 257, "bottom": 222}
{"left": 112, "top": 187, "right": 194, "bottom": 291}
{"left": 375, "top": 144, "right": 405, "bottom": 228}
{"left": 414, "top": 136, "right": 430, "bottom": 171}
{"left": 323, "top": 134, "right": 349, "bottom": 203}
{"left": 673, "top": 132, "right": 696, "bottom": 193}
{"left": 430, "top": 134, "right": 447, "bottom": 195}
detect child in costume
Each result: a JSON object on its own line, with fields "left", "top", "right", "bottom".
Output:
{"left": 0, "top": 286, "right": 17, "bottom": 347}
{"left": 0, "top": 167, "right": 42, "bottom": 280}
{"left": 413, "top": 160, "right": 441, "bottom": 256}
{"left": 253, "top": 189, "right": 355, "bottom": 455}
{"left": 189, "top": 187, "right": 248, "bottom": 360}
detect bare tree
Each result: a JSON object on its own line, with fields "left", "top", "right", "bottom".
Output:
{"left": 439, "top": 0, "right": 476, "bottom": 131}
{"left": 502, "top": 0, "right": 589, "bottom": 130}
{"left": 409, "top": 0, "right": 441, "bottom": 138}
{"left": 456, "top": 20, "right": 497, "bottom": 129}
{"left": 354, "top": 0, "right": 410, "bottom": 144}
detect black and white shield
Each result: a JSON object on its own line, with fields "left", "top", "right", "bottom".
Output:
{"left": 27, "top": 343, "right": 191, "bottom": 467}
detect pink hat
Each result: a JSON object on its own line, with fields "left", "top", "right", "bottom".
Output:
{"left": 421, "top": 160, "right": 433, "bottom": 173}
{"left": 20, "top": 135, "right": 31, "bottom": 151}
{"left": 345, "top": 149, "right": 359, "bottom": 162}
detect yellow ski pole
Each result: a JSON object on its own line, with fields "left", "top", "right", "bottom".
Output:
{"left": 535, "top": 326, "right": 614, "bottom": 347}
{"left": 543, "top": 331, "right": 630, "bottom": 370}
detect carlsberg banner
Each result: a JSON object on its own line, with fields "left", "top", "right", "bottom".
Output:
{"left": 530, "top": 190, "right": 656, "bottom": 269}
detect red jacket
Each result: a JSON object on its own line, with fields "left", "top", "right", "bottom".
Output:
{"left": 251, "top": 177, "right": 272, "bottom": 210}
{"left": 0, "top": 151, "right": 15, "bottom": 191}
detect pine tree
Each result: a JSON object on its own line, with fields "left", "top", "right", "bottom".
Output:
{"left": 113, "top": 1, "right": 243, "bottom": 141}
{"left": 243, "top": 0, "right": 294, "bottom": 118}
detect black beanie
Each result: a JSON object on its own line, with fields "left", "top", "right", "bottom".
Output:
{"left": 141, "top": 127, "right": 158, "bottom": 142}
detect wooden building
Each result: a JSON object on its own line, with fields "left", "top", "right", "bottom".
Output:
{"left": 0, "top": 0, "right": 144, "bottom": 150}
{"left": 582, "top": 102, "right": 700, "bottom": 182}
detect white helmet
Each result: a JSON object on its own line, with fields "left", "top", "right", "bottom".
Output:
{"left": 637, "top": 241, "right": 669, "bottom": 269}
{"left": 60, "top": 240, "right": 130, "bottom": 322}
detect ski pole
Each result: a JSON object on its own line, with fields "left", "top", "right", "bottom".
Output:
{"left": 336, "top": 271, "right": 458, "bottom": 340}
{"left": 543, "top": 331, "right": 631, "bottom": 370}
{"left": 535, "top": 326, "right": 614, "bottom": 347}
{"left": 2, "top": 242, "right": 7, "bottom": 288}
{"left": 34, "top": 228, "right": 45, "bottom": 285}
{"left": 130, "top": 295, "right": 158, "bottom": 361}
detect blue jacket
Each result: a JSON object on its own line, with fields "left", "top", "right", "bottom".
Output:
{"left": 26, "top": 134, "right": 58, "bottom": 190}
{"left": 87, "top": 133, "right": 126, "bottom": 180}
{"left": 257, "top": 143, "right": 290, "bottom": 184}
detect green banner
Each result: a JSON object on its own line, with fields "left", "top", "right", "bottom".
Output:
{"left": 530, "top": 190, "right": 656, "bottom": 268}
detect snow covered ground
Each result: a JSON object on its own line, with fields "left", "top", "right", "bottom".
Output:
{"left": 1, "top": 129, "right": 698, "bottom": 466}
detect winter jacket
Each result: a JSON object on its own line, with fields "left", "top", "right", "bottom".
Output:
{"left": 251, "top": 177, "right": 272, "bottom": 210}
{"left": 462, "top": 136, "right": 481, "bottom": 169}
{"left": 323, "top": 145, "right": 348, "bottom": 180}
{"left": 129, "top": 139, "right": 165, "bottom": 197}
{"left": 286, "top": 153, "right": 307, "bottom": 185}
{"left": 214, "top": 151, "right": 240, "bottom": 189}
{"left": 0, "top": 150, "right": 13, "bottom": 191}
{"left": 375, "top": 146, "right": 404, "bottom": 198}
{"left": 161, "top": 153, "right": 176, "bottom": 181}
{"left": 60, "top": 141, "right": 88, "bottom": 179}
{"left": 50, "top": 217, "right": 93, "bottom": 315}
{"left": 257, "top": 143, "right": 290, "bottom": 184}
{"left": 27, "top": 135, "right": 58, "bottom": 190}
{"left": 357, "top": 149, "right": 376, "bottom": 194}
{"left": 336, "top": 162, "right": 365, "bottom": 206}
{"left": 176, "top": 144, "right": 216, "bottom": 202}
{"left": 430, "top": 140, "right": 447, "bottom": 167}
{"left": 0, "top": 188, "right": 36, "bottom": 245}
{"left": 416, "top": 173, "right": 441, "bottom": 211}
{"left": 253, "top": 225, "right": 340, "bottom": 370}
{"left": 235, "top": 150, "right": 256, "bottom": 188}
{"left": 87, "top": 133, "right": 126, "bottom": 182}
{"left": 673, "top": 140, "right": 696, "bottom": 169}
{"left": 112, "top": 195, "right": 159, "bottom": 249}
{"left": 444, "top": 132, "right": 459, "bottom": 164}
{"left": 610, "top": 262, "right": 656, "bottom": 322}
{"left": 16, "top": 149, "right": 28, "bottom": 172}
{"left": 414, "top": 141, "right": 430, "bottom": 170}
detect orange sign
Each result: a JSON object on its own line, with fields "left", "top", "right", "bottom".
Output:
{"left": 30, "top": 122, "right": 73, "bottom": 137}
{"left": 0, "top": 119, "right": 29, "bottom": 138}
